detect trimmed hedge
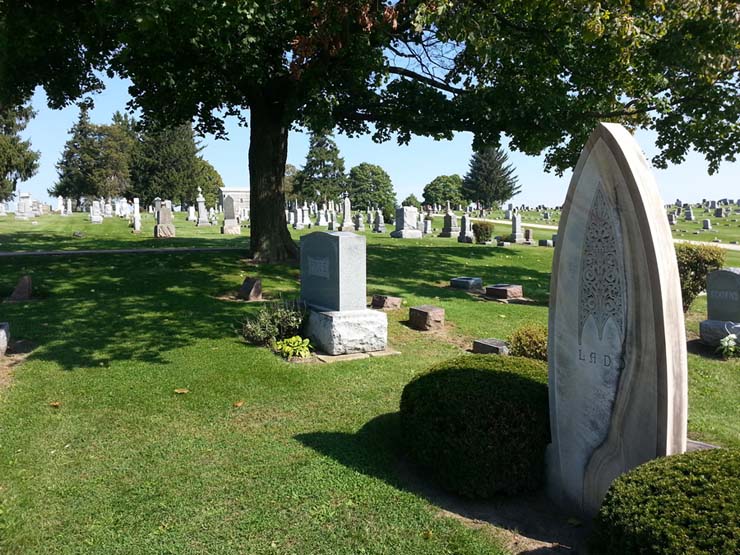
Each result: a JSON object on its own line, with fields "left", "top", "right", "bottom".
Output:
{"left": 509, "top": 323, "right": 548, "bottom": 361}
{"left": 591, "top": 448, "right": 740, "bottom": 555}
{"left": 472, "top": 222, "right": 493, "bottom": 244}
{"left": 400, "top": 355, "right": 549, "bottom": 498}
{"left": 675, "top": 243, "right": 725, "bottom": 312}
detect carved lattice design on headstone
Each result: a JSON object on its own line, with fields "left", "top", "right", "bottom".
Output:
{"left": 578, "top": 186, "right": 625, "bottom": 343}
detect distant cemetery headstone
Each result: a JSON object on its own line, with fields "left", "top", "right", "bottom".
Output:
{"left": 301, "top": 232, "right": 387, "bottom": 355}
{"left": 154, "top": 206, "right": 176, "bottom": 238}
{"left": 196, "top": 188, "right": 210, "bottom": 226}
{"left": 390, "top": 206, "right": 422, "bottom": 239}
{"left": 700, "top": 268, "right": 740, "bottom": 346}
{"left": 7, "top": 275, "right": 32, "bottom": 302}
{"left": 457, "top": 213, "right": 474, "bottom": 243}
{"left": 547, "top": 123, "right": 687, "bottom": 516}
{"left": 221, "top": 196, "right": 241, "bottom": 235}
{"left": 237, "top": 277, "right": 263, "bottom": 301}
{"left": 90, "top": 201, "right": 103, "bottom": 224}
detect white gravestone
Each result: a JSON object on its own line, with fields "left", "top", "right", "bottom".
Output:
{"left": 221, "top": 196, "right": 241, "bottom": 235}
{"left": 390, "top": 206, "right": 422, "bottom": 239}
{"left": 338, "top": 197, "right": 353, "bottom": 231}
{"left": 90, "top": 201, "right": 103, "bottom": 224}
{"left": 196, "top": 188, "right": 210, "bottom": 226}
{"left": 301, "top": 232, "right": 387, "bottom": 355}
{"left": 547, "top": 123, "right": 687, "bottom": 516}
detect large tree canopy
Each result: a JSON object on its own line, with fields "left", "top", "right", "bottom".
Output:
{"left": 2, "top": 1, "right": 739, "bottom": 260}
{"left": 422, "top": 174, "right": 465, "bottom": 207}
{"left": 346, "top": 162, "right": 396, "bottom": 221}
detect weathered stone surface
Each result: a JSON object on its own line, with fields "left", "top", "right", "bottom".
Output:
{"left": 409, "top": 305, "right": 445, "bottom": 331}
{"left": 154, "top": 224, "right": 176, "bottom": 238}
{"left": 706, "top": 268, "right": 740, "bottom": 322}
{"left": 0, "top": 322, "right": 9, "bottom": 356}
{"left": 237, "top": 278, "right": 262, "bottom": 301}
{"left": 450, "top": 277, "right": 483, "bottom": 290}
{"left": 485, "top": 284, "right": 523, "bottom": 299}
{"left": 371, "top": 295, "right": 403, "bottom": 310}
{"left": 8, "top": 276, "right": 32, "bottom": 302}
{"left": 390, "top": 206, "right": 422, "bottom": 239}
{"left": 699, "top": 319, "right": 740, "bottom": 347}
{"left": 539, "top": 239, "right": 554, "bottom": 247}
{"left": 300, "top": 232, "right": 366, "bottom": 312}
{"left": 547, "top": 123, "right": 687, "bottom": 517}
{"left": 472, "top": 338, "right": 509, "bottom": 355}
{"left": 306, "top": 309, "right": 387, "bottom": 355}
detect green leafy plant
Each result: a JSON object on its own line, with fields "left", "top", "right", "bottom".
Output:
{"left": 274, "top": 335, "right": 312, "bottom": 359}
{"left": 471, "top": 222, "right": 493, "bottom": 244}
{"left": 400, "top": 355, "right": 549, "bottom": 498}
{"left": 242, "top": 300, "right": 307, "bottom": 345}
{"left": 674, "top": 243, "right": 725, "bottom": 312}
{"left": 509, "top": 323, "right": 548, "bottom": 361}
{"left": 717, "top": 333, "right": 739, "bottom": 358}
{"left": 590, "top": 448, "right": 740, "bottom": 555}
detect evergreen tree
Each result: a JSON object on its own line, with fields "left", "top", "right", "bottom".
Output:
{"left": 401, "top": 194, "right": 422, "bottom": 209}
{"left": 282, "top": 164, "right": 297, "bottom": 197}
{"left": 93, "top": 112, "right": 138, "bottom": 199}
{"left": 346, "top": 163, "right": 396, "bottom": 221}
{"left": 422, "top": 174, "right": 464, "bottom": 207}
{"left": 130, "top": 123, "right": 201, "bottom": 206}
{"left": 0, "top": 101, "right": 39, "bottom": 202}
{"left": 50, "top": 103, "right": 100, "bottom": 201}
{"left": 462, "top": 147, "right": 520, "bottom": 209}
{"left": 190, "top": 157, "right": 223, "bottom": 208}
{"left": 293, "top": 131, "right": 346, "bottom": 202}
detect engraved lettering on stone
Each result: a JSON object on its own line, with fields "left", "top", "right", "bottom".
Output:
{"left": 579, "top": 186, "right": 625, "bottom": 343}
{"left": 308, "top": 257, "right": 330, "bottom": 279}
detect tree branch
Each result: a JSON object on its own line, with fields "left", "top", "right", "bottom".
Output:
{"left": 386, "top": 66, "right": 464, "bottom": 94}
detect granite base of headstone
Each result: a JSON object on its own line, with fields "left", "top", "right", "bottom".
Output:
{"left": 301, "top": 232, "right": 387, "bottom": 355}
{"left": 237, "top": 278, "right": 262, "bottom": 301}
{"left": 0, "top": 322, "right": 9, "bottom": 357}
{"left": 472, "top": 338, "right": 509, "bottom": 355}
{"left": 408, "top": 305, "right": 445, "bottom": 331}
{"left": 450, "top": 277, "right": 483, "bottom": 290}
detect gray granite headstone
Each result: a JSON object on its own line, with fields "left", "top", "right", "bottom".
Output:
{"left": 300, "top": 232, "right": 366, "bottom": 312}
{"left": 390, "top": 206, "right": 422, "bottom": 239}
{"left": 706, "top": 268, "right": 740, "bottom": 322}
{"left": 547, "top": 123, "right": 687, "bottom": 517}
{"left": 221, "top": 196, "right": 241, "bottom": 235}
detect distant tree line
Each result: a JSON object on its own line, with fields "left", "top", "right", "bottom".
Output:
{"left": 49, "top": 103, "right": 223, "bottom": 208}
{"left": 0, "top": 100, "right": 40, "bottom": 202}
{"left": 288, "top": 130, "right": 397, "bottom": 221}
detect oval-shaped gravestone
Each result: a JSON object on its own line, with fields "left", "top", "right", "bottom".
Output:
{"left": 547, "top": 123, "right": 687, "bottom": 516}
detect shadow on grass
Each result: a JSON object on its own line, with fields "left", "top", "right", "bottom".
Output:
{"left": 0, "top": 251, "right": 263, "bottom": 370}
{"left": 296, "top": 413, "right": 589, "bottom": 553}
{"left": 366, "top": 244, "right": 551, "bottom": 303}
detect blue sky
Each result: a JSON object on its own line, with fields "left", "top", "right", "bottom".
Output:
{"left": 18, "top": 76, "right": 739, "bottom": 208}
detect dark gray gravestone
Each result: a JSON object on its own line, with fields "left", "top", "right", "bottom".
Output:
{"left": 706, "top": 268, "right": 740, "bottom": 322}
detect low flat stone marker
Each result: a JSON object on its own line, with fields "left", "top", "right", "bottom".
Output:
{"left": 485, "top": 284, "right": 523, "bottom": 299}
{"left": 237, "top": 277, "right": 262, "bottom": 301}
{"left": 409, "top": 305, "right": 445, "bottom": 331}
{"left": 371, "top": 295, "right": 402, "bottom": 310}
{"left": 547, "top": 123, "right": 687, "bottom": 517}
{"left": 450, "top": 277, "right": 483, "bottom": 290}
{"left": 0, "top": 322, "right": 9, "bottom": 356}
{"left": 7, "top": 276, "right": 32, "bottom": 302}
{"left": 472, "top": 338, "right": 509, "bottom": 355}
{"left": 539, "top": 239, "right": 554, "bottom": 247}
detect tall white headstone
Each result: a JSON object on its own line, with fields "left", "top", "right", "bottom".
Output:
{"left": 547, "top": 123, "right": 687, "bottom": 516}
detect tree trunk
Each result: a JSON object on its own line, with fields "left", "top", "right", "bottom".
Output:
{"left": 248, "top": 95, "right": 298, "bottom": 263}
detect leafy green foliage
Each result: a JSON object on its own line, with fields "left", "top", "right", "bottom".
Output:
{"left": 0, "top": 100, "right": 39, "bottom": 201}
{"left": 346, "top": 162, "right": 396, "bottom": 221}
{"left": 293, "top": 131, "right": 346, "bottom": 202}
{"left": 400, "top": 355, "right": 550, "bottom": 498}
{"left": 242, "top": 301, "right": 307, "bottom": 346}
{"left": 509, "top": 324, "right": 548, "bottom": 361}
{"left": 422, "top": 174, "right": 464, "bottom": 207}
{"left": 401, "top": 194, "right": 421, "bottom": 209}
{"left": 471, "top": 222, "right": 493, "bottom": 244}
{"left": 675, "top": 243, "right": 726, "bottom": 312}
{"left": 590, "top": 448, "right": 740, "bottom": 555}
{"left": 462, "top": 146, "right": 520, "bottom": 209}
{"left": 273, "top": 335, "right": 312, "bottom": 359}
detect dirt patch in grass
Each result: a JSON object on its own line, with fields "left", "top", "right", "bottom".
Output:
{"left": 0, "top": 339, "right": 36, "bottom": 390}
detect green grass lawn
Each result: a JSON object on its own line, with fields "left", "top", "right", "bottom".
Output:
{"left": 0, "top": 216, "right": 737, "bottom": 554}
{"left": 667, "top": 207, "right": 740, "bottom": 244}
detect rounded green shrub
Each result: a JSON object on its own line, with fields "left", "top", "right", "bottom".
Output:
{"left": 675, "top": 243, "right": 725, "bottom": 312}
{"left": 509, "top": 323, "right": 548, "bottom": 361}
{"left": 400, "top": 355, "right": 549, "bottom": 498}
{"left": 472, "top": 222, "right": 493, "bottom": 244}
{"left": 591, "top": 448, "right": 740, "bottom": 555}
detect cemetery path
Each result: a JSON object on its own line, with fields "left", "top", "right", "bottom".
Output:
{"left": 0, "top": 246, "right": 248, "bottom": 257}
{"left": 476, "top": 218, "right": 740, "bottom": 252}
